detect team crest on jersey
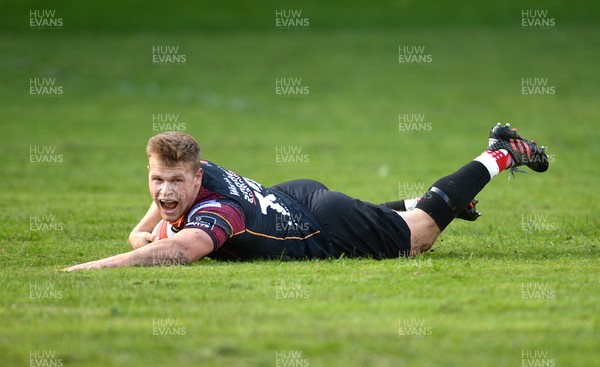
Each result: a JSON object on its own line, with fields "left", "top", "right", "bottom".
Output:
{"left": 188, "top": 215, "right": 217, "bottom": 230}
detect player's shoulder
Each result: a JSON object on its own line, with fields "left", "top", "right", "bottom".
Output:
{"left": 200, "top": 160, "right": 223, "bottom": 171}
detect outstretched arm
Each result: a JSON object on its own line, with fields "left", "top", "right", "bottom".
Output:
{"left": 63, "top": 228, "right": 213, "bottom": 271}
{"left": 129, "top": 201, "right": 162, "bottom": 249}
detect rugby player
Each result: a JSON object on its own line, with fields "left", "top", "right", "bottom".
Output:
{"left": 64, "top": 123, "right": 549, "bottom": 271}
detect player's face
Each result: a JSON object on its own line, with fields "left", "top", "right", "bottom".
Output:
{"left": 148, "top": 155, "right": 202, "bottom": 222}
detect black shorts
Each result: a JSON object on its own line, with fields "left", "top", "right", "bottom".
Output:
{"left": 270, "top": 179, "right": 412, "bottom": 259}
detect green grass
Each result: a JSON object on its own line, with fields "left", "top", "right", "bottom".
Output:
{"left": 1, "top": 2, "right": 599, "bottom": 366}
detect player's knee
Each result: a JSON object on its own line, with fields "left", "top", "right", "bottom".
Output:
{"left": 398, "top": 210, "right": 440, "bottom": 256}
{"left": 409, "top": 240, "right": 435, "bottom": 256}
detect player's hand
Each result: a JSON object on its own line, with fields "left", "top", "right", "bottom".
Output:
{"left": 129, "top": 231, "right": 157, "bottom": 250}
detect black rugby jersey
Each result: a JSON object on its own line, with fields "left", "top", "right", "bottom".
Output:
{"left": 198, "top": 161, "right": 333, "bottom": 260}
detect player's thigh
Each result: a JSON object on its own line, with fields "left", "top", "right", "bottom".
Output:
{"left": 307, "top": 190, "right": 411, "bottom": 258}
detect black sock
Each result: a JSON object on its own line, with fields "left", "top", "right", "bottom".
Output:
{"left": 382, "top": 200, "right": 407, "bottom": 211}
{"left": 416, "top": 161, "right": 491, "bottom": 231}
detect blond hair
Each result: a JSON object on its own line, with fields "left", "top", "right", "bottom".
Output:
{"left": 146, "top": 132, "right": 201, "bottom": 170}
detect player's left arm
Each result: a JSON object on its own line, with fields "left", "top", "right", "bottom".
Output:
{"left": 62, "top": 228, "right": 213, "bottom": 271}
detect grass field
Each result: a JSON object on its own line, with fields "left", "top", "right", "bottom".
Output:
{"left": 1, "top": 1, "right": 599, "bottom": 366}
